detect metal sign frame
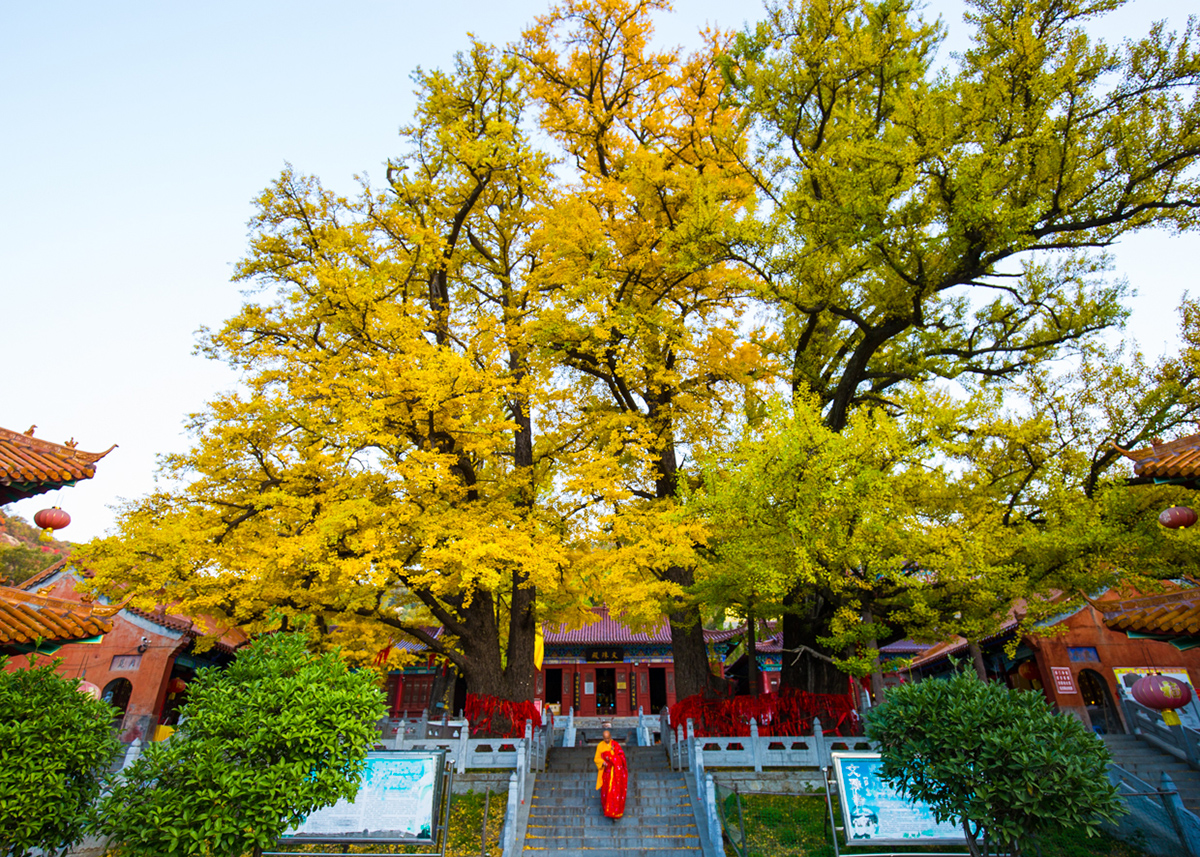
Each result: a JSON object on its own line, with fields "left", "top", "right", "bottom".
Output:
{"left": 264, "top": 750, "right": 452, "bottom": 857}
{"left": 825, "top": 752, "right": 973, "bottom": 856}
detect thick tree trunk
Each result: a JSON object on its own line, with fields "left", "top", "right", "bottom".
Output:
{"left": 503, "top": 378, "right": 538, "bottom": 704}
{"left": 457, "top": 594, "right": 509, "bottom": 698}
{"left": 667, "top": 608, "right": 713, "bottom": 701}
{"left": 779, "top": 593, "right": 850, "bottom": 695}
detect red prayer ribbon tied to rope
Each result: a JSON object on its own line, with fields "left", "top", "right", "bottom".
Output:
{"left": 670, "top": 688, "right": 861, "bottom": 737}
{"left": 464, "top": 693, "right": 543, "bottom": 738}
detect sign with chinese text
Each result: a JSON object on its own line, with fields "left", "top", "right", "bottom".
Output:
{"left": 1051, "top": 666, "right": 1078, "bottom": 695}
{"left": 831, "top": 753, "right": 964, "bottom": 844}
{"left": 281, "top": 751, "right": 445, "bottom": 844}
{"left": 585, "top": 647, "right": 625, "bottom": 662}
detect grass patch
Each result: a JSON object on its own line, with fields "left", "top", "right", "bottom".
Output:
{"left": 718, "top": 793, "right": 1150, "bottom": 857}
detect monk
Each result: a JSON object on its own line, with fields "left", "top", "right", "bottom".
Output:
{"left": 593, "top": 728, "right": 628, "bottom": 821}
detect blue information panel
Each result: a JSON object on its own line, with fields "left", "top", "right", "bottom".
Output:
{"left": 281, "top": 750, "right": 445, "bottom": 844}
{"left": 831, "top": 752, "right": 964, "bottom": 845}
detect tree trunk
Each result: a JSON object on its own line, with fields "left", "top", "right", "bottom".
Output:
{"left": 746, "top": 616, "right": 760, "bottom": 697}
{"left": 863, "top": 606, "right": 885, "bottom": 704}
{"left": 667, "top": 607, "right": 713, "bottom": 701}
{"left": 968, "top": 641, "right": 988, "bottom": 682}
{"left": 779, "top": 592, "right": 849, "bottom": 695}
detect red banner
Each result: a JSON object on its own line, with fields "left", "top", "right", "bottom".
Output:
{"left": 670, "top": 688, "right": 861, "bottom": 737}
{"left": 464, "top": 693, "right": 543, "bottom": 738}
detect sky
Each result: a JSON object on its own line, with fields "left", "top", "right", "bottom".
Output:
{"left": 2, "top": 0, "right": 1197, "bottom": 541}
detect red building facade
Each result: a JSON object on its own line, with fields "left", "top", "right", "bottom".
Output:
{"left": 10, "top": 561, "right": 245, "bottom": 741}
{"left": 538, "top": 607, "right": 680, "bottom": 718}
{"left": 903, "top": 587, "right": 1200, "bottom": 734}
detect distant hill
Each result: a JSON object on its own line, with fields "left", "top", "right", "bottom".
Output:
{"left": 0, "top": 508, "right": 72, "bottom": 585}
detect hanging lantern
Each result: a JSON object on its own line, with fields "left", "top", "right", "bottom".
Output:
{"left": 1158, "top": 506, "right": 1198, "bottom": 529}
{"left": 167, "top": 677, "right": 188, "bottom": 695}
{"left": 1017, "top": 661, "right": 1041, "bottom": 682}
{"left": 77, "top": 681, "right": 101, "bottom": 700}
{"left": 1132, "top": 675, "right": 1192, "bottom": 711}
{"left": 33, "top": 507, "right": 70, "bottom": 540}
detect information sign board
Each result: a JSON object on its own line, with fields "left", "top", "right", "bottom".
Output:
{"left": 1051, "top": 666, "right": 1078, "bottom": 695}
{"left": 280, "top": 750, "right": 445, "bottom": 844}
{"left": 831, "top": 752, "right": 964, "bottom": 845}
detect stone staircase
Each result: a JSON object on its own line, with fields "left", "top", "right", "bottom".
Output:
{"left": 1104, "top": 733, "right": 1200, "bottom": 814}
{"left": 523, "top": 745, "right": 704, "bottom": 856}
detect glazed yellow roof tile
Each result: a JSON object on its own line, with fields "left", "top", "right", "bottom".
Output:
{"left": 1103, "top": 589, "right": 1200, "bottom": 636}
{"left": 0, "top": 585, "right": 112, "bottom": 646}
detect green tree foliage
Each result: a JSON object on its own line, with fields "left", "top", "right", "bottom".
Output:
{"left": 0, "top": 655, "right": 119, "bottom": 857}
{"left": 76, "top": 0, "right": 1200, "bottom": 700}
{"left": 0, "top": 510, "right": 70, "bottom": 585}
{"left": 719, "top": 0, "right": 1200, "bottom": 688}
{"left": 867, "top": 670, "right": 1124, "bottom": 857}
{"left": 94, "top": 633, "right": 385, "bottom": 857}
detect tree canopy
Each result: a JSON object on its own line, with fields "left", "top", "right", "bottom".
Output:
{"left": 80, "top": 0, "right": 1200, "bottom": 700}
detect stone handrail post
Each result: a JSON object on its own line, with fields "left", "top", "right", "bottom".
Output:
{"left": 705, "top": 773, "right": 726, "bottom": 857}
{"left": 1159, "top": 771, "right": 1200, "bottom": 857}
{"left": 501, "top": 771, "right": 520, "bottom": 857}
{"left": 814, "top": 717, "right": 832, "bottom": 769}
{"left": 563, "top": 706, "right": 576, "bottom": 748}
{"left": 456, "top": 725, "right": 469, "bottom": 774}
{"left": 750, "top": 718, "right": 762, "bottom": 773}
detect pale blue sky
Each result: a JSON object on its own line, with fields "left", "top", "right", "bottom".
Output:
{"left": 3, "top": 0, "right": 1196, "bottom": 540}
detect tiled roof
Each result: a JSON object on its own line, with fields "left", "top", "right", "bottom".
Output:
{"left": 391, "top": 627, "right": 444, "bottom": 653}
{"left": 1103, "top": 589, "right": 1200, "bottom": 637}
{"left": 545, "top": 606, "right": 673, "bottom": 645}
{"left": 0, "top": 426, "right": 116, "bottom": 504}
{"left": 0, "top": 585, "right": 113, "bottom": 647}
{"left": 880, "top": 639, "right": 933, "bottom": 656}
{"left": 907, "top": 619, "right": 1021, "bottom": 669}
{"left": 1117, "top": 433, "right": 1200, "bottom": 482}
{"left": 17, "top": 564, "right": 247, "bottom": 653}
{"left": 19, "top": 558, "right": 70, "bottom": 591}
{"left": 706, "top": 623, "right": 783, "bottom": 653}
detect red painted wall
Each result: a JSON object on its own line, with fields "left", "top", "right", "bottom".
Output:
{"left": 1026, "top": 596, "right": 1200, "bottom": 732}
{"left": 5, "top": 572, "right": 186, "bottom": 740}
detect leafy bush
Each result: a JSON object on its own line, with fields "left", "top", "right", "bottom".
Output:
{"left": 0, "top": 654, "right": 120, "bottom": 857}
{"left": 866, "top": 671, "right": 1124, "bottom": 857}
{"left": 94, "top": 632, "right": 386, "bottom": 857}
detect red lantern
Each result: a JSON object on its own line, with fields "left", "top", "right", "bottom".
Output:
{"left": 1159, "top": 506, "right": 1198, "bottom": 529}
{"left": 167, "top": 677, "right": 188, "bottom": 695}
{"left": 33, "top": 507, "right": 70, "bottom": 540}
{"left": 1017, "top": 661, "right": 1041, "bottom": 682}
{"left": 1132, "top": 675, "right": 1192, "bottom": 711}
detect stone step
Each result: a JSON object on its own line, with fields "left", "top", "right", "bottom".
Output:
{"left": 518, "top": 844, "right": 700, "bottom": 849}
{"left": 534, "top": 781, "right": 688, "bottom": 791}
{"left": 530, "top": 794, "right": 693, "bottom": 806}
{"left": 527, "top": 814, "right": 697, "bottom": 826}
{"left": 524, "top": 836, "right": 701, "bottom": 849}
{"left": 526, "top": 825, "right": 700, "bottom": 838}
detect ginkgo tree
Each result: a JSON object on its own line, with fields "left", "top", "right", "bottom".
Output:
{"left": 520, "top": 0, "right": 763, "bottom": 698}
{"left": 79, "top": 0, "right": 1200, "bottom": 704}
{"left": 82, "top": 43, "right": 572, "bottom": 700}
{"left": 720, "top": 0, "right": 1200, "bottom": 690}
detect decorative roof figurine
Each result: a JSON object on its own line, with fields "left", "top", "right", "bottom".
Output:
{"left": 0, "top": 425, "right": 116, "bottom": 505}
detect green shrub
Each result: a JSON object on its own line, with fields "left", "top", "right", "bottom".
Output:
{"left": 0, "top": 654, "right": 120, "bottom": 857}
{"left": 93, "top": 632, "right": 385, "bottom": 857}
{"left": 866, "top": 670, "right": 1124, "bottom": 857}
